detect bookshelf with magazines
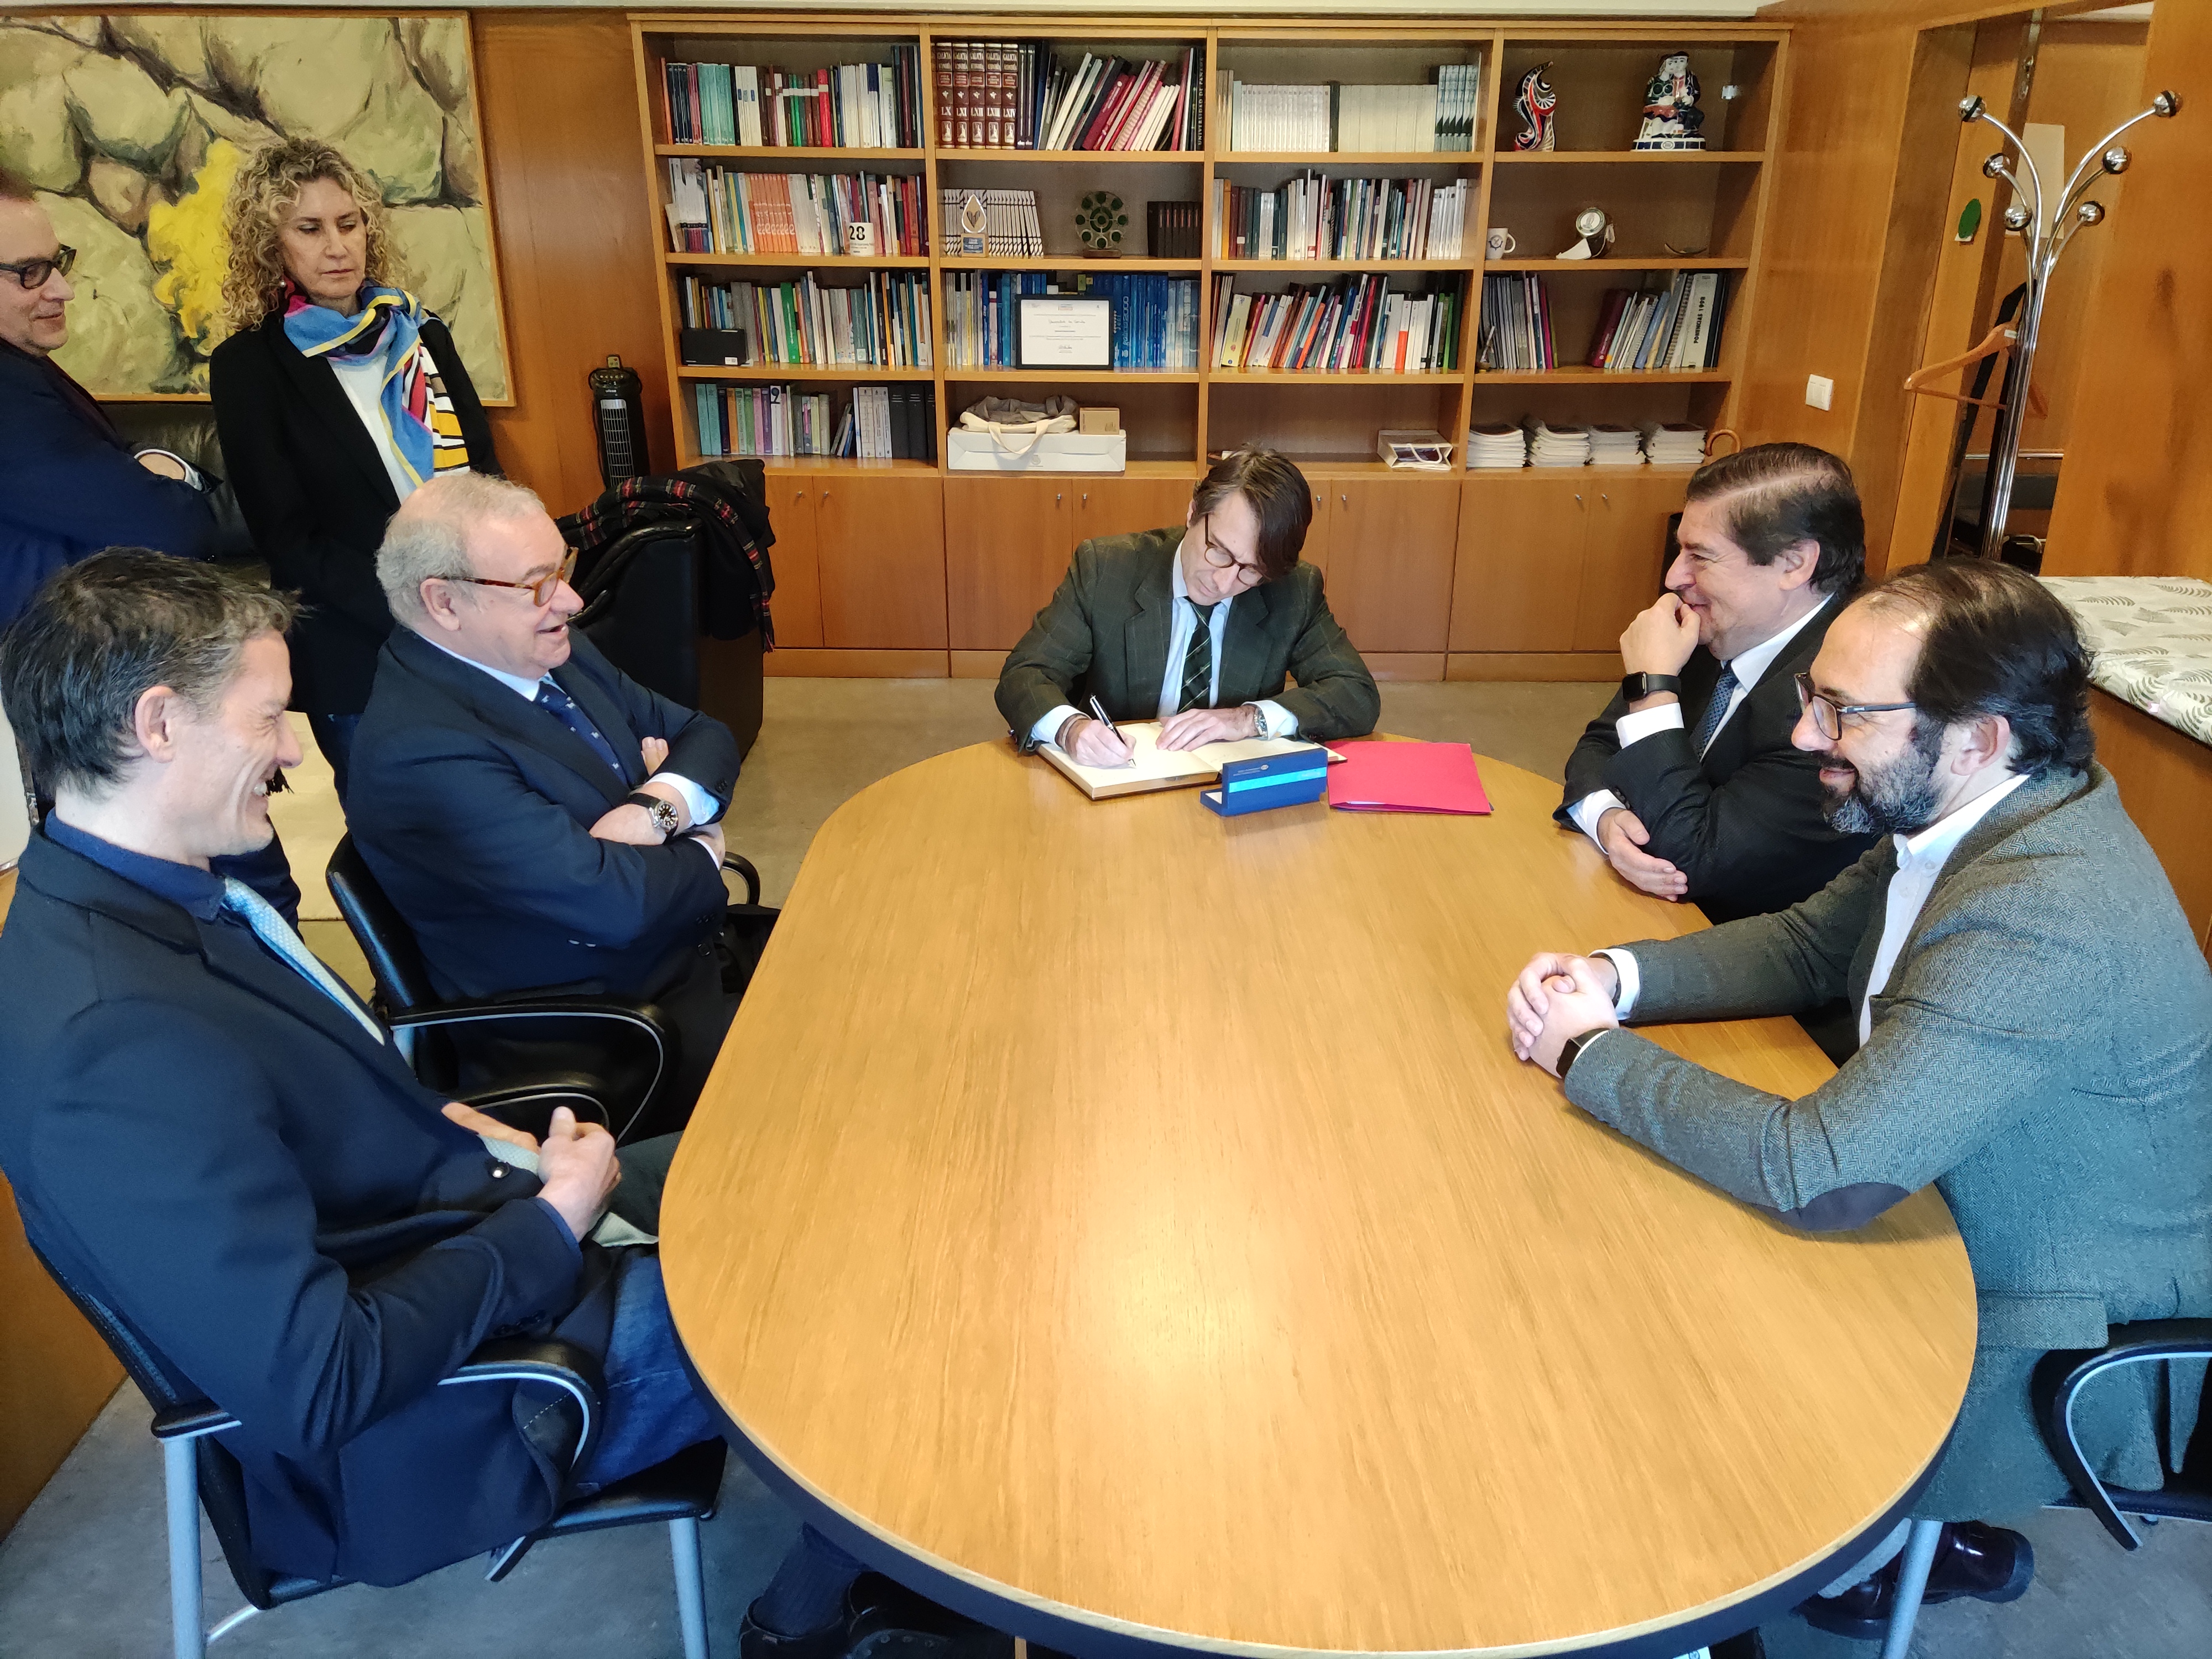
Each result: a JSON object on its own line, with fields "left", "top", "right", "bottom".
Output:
{"left": 629, "top": 14, "right": 1785, "bottom": 680}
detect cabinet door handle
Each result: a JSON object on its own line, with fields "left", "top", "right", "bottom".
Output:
{"left": 1574, "top": 492, "right": 1583, "bottom": 507}
{"left": 1081, "top": 492, "right": 1088, "bottom": 506}
{"left": 1601, "top": 492, "right": 1611, "bottom": 506}
{"left": 1340, "top": 493, "right": 1349, "bottom": 507}
{"left": 1056, "top": 492, "right": 1062, "bottom": 504}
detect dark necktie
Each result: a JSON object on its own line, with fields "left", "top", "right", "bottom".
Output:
{"left": 1692, "top": 663, "right": 1740, "bottom": 753}
{"left": 536, "top": 681, "right": 629, "bottom": 781}
{"left": 1177, "top": 600, "right": 1218, "bottom": 713}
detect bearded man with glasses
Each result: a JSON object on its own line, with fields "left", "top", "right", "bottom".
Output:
{"left": 996, "top": 446, "right": 1378, "bottom": 766}
{"left": 1505, "top": 559, "right": 2212, "bottom": 1641}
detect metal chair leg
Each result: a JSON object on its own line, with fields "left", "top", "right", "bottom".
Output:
{"left": 1879, "top": 1518, "right": 1945, "bottom": 1659}
{"left": 164, "top": 1437, "right": 205, "bottom": 1659}
{"left": 670, "top": 1515, "right": 710, "bottom": 1659}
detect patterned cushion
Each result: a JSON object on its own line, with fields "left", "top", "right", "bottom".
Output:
{"left": 2041, "top": 576, "right": 2212, "bottom": 749}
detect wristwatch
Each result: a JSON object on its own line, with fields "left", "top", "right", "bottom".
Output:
{"left": 1556, "top": 1027, "right": 1609, "bottom": 1082}
{"left": 627, "top": 791, "right": 681, "bottom": 840}
{"left": 1620, "top": 671, "right": 1682, "bottom": 702}
{"left": 1245, "top": 702, "right": 1274, "bottom": 740}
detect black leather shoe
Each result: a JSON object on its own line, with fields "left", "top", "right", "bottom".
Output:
{"left": 1796, "top": 1522, "right": 2034, "bottom": 1640}
{"left": 740, "top": 1608, "right": 848, "bottom": 1659}
{"left": 845, "top": 1575, "right": 1014, "bottom": 1659}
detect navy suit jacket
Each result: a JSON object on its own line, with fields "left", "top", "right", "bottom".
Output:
{"left": 0, "top": 341, "right": 216, "bottom": 624}
{"left": 349, "top": 629, "right": 739, "bottom": 1002}
{"left": 0, "top": 832, "right": 607, "bottom": 1586}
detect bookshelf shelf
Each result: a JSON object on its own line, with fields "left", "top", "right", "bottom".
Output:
{"left": 1213, "top": 152, "right": 1483, "bottom": 166}
{"left": 1473, "top": 368, "right": 1732, "bottom": 384}
{"left": 678, "top": 364, "right": 937, "bottom": 381}
{"left": 1482, "top": 257, "right": 1750, "bottom": 272}
{"left": 1218, "top": 370, "right": 1465, "bottom": 385}
{"left": 938, "top": 149, "right": 1204, "bottom": 164}
{"left": 664, "top": 252, "right": 932, "bottom": 269}
{"left": 939, "top": 257, "right": 1202, "bottom": 272}
{"left": 654, "top": 145, "right": 927, "bottom": 161}
{"left": 942, "top": 369, "right": 1201, "bottom": 384}
{"left": 1488, "top": 150, "right": 1766, "bottom": 164}
{"left": 1212, "top": 259, "right": 1473, "bottom": 273}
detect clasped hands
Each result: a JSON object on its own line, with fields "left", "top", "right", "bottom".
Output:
{"left": 1505, "top": 952, "right": 1621, "bottom": 1077}
{"left": 587, "top": 735, "right": 725, "bottom": 860}
{"left": 1062, "top": 704, "right": 1258, "bottom": 767}
{"left": 1594, "top": 593, "right": 1705, "bottom": 901}
{"left": 442, "top": 1102, "right": 619, "bottom": 1240}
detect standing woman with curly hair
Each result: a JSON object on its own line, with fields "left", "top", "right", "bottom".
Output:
{"left": 210, "top": 137, "right": 499, "bottom": 800}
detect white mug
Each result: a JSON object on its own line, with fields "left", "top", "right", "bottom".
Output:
{"left": 1485, "top": 227, "right": 1516, "bottom": 260}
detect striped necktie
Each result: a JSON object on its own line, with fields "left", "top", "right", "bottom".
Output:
{"left": 1177, "top": 600, "right": 1218, "bottom": 713}
{"left": 1692, "top": 663, "right": 1740, "bottom": 753}
{"left": 221, "top": 878, "right": 387, "bottom": 1045}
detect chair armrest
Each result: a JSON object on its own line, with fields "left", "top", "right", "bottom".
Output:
{"left": 152, "top": 1401, "right": 242, "bottom": 1441}
{"left": 389, "top": 998, "right": 678, "bottom": 1142}
{"left": 2033, "top": 1318, "right": 2212, "bottom": 1550}
{"left": 722, "top": 852, "right": 761, "bottom": 907}
{"left": 442, "top": 1337, "right": 609, "bottom": 1474}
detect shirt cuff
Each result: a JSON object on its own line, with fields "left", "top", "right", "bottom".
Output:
{"left": 1568, "top": 790, "right": 1625, "bottom": 846}
{"left": 651, "top": 771, "right": 720, "bottom": 828}
{"left": 1252, "top": 699, "right": 1298, "bottom": 738}
{"left": 135, "top": 447, "right": 206, "bottom": 491}
{"left": 1614, "top": 702, "right": 1686, "bottom": 749}
{"left": 1592, "top": 948, "right": 1641, "bottom": 1019}
{"left": 1033, "top": 704, "right": 1081, "bottom": 748}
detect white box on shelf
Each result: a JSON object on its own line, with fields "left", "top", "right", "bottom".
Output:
{"left": 945, "top": 431, "right": 1128, "bottom": 473}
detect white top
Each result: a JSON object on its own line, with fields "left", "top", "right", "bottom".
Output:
{"left": 330, "top": 354, "right": 419, "bottom": 502}
{"left": 1029, "top": 551, "right": 1298, "bottom": 747}
{"left": 1569, "top": 598, "right": 1830, "bottom": 846}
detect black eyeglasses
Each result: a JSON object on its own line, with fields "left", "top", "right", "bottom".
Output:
{"left": 1794, "top": 672, "right": 1915, "bottom": 740}
{"left": 1196, "top": 514, "right": 1266, "bottom": 587}
{"left": 440, "top": 549, "right": 578, "bottom": 607}
{"left": 1, "top": 246, "right": 76, "bottom": 290}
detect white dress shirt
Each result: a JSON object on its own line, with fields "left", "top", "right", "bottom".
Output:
{"left": 1599, "top": 768, "right": 2032, "bottom": 1036}
{"left": 1028, "top": 549, "right": 1298, "bottom": 748}
{"left": 1569, "top": 597, "right": 1830, "bottom": 846}
{"left": 425, "top": 636, "right": 721, "bottom": 858}
{"left": 331, "top": 356, "right": 422, "bottom": 502}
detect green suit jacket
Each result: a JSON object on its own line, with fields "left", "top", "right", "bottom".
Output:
{"left": 994, "top": 528, "right": 1381, "bottom": 750}
{"left": 1564, "top": 763, "right": 2212, "bottom": 1519}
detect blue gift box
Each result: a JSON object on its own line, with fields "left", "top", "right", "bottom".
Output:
{"left": 1199, "top": 745, "right": 1331, "bottom": 817}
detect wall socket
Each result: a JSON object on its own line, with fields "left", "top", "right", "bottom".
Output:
{"left": 1805, "top": 374, "right": 1835, "bottom": 411}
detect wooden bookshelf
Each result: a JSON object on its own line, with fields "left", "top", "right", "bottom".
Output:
{"left": 631, "top": 13, "right": 1786, "bottom": 676}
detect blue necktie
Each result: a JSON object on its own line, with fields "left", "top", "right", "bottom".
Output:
{"left": 536, "top": 681, "right": 629, "bottom": 781}
{"left": 1692, "top": 663, "right": 1740, "bottom": 754}
{"left": 221, "top": 878, "right": 387, "bottom": 1045}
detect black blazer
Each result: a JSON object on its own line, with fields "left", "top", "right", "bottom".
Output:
{"left": 0, "top": 833, "right": 608, "bottom": 1587}
{"left": 208, "top": 311, "right": 499, "bottom": 715}
{"left": 348, "top": 629, "right": 739, "bottom": 1003}
{"left": 1557, "top": 594, "right": 1876, "bottom": 924}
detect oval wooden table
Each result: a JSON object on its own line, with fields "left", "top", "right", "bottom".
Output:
{"left": 664, "top": 744, "right": 1977, "bottom": 1658}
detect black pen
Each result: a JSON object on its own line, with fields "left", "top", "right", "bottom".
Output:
{"left": 1087, "top": 695, "right": 1118, "bottom": 737}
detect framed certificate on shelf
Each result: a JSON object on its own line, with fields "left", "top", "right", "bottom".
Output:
{"left": 1017, "top": 298, "right": 1113, "bottom": 369}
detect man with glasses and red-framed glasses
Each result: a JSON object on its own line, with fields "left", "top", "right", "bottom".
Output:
{"left": 0, "top": 169, "right": 220, "bottom": 627}
{"left": 1504, "top": 557, "right": 2212, "bottom": 1642}
{"left": 996, "top": 445, "right": 1379, "bottom": 766}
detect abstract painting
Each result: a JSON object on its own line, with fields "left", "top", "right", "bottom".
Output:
{"left": 0, "top": 12, "right": 509, "bottom": 399}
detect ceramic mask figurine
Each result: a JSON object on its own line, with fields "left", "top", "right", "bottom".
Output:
{"left": 1513, "top": 62, "right": 1557, "bottom": 152}
{"left": 1634, "top": 52, "right": 1706, "bottom": 151}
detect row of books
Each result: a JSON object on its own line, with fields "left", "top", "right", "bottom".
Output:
{"left": 1220, "top": 76, "right": 1468, "bottom": 153}
{"left": 941, "top": 271, "right": 1054, "bottom": 369}
{"left": 693, "top": 383, "right": 937, "bottom": 461}
{"left": 938, "top": 189, "right": 1044, "bottom": 257}
{"left": 1587, "top": 273, "right": 1731, "bottom": 372}
{"left": 1477, "top": 274, "right": 1558, "bottom": 371}
{"left": 933, "top": 41, "right": 1206, "bottom": 151}
{"left": 677, "top": 273, "right": 933, "bottom": 371}
{"left": 664, "top": 164, "right": 928, "bottom": 257}
{"left": 1211, "top": 175, "right": 1470, "bottom": 262}
{"left": 661, "top": 54, "right": 925, "bottom": 149}
{"left": 1147, "top": 200, "right": 1202, "bottom": 260}
{"left": 1208, "top": 274, "right": 1460, "bottom": 374}
{"left": 1085, "top": 274, "right": 1203, "bottom": 371}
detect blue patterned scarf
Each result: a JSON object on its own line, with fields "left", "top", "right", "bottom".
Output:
{"left": 281, "top": 282, "right": 470, "bottom": 490}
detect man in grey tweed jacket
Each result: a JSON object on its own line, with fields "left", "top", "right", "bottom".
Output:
{"left": 1508, "top": 559, "right": 2212, "bottom": 1639}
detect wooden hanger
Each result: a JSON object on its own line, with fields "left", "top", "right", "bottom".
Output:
{"left": 1903, "top": 324, "right": 2018, "bottom": 409}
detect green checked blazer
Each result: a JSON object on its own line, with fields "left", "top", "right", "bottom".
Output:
{"left": 995, "top": 528, "right": 1381, "bottom": 750}
{"left": 1562, "top": 763, "right": 2212, "bottom": 1520}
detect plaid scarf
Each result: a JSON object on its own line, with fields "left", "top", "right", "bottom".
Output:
{"left": 559, "top": 471, "right": 775, "bottom": 646}
{"left": 281, "top": 283, "right": 469, "bottom": 490}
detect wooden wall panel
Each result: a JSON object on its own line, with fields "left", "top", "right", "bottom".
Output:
{"left": 473, "top": 10, "right": 675, "bottom": 517}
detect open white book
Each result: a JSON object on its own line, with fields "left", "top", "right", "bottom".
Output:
{"left": 1038, "top": 721, "right": 1337, "bottom": 801}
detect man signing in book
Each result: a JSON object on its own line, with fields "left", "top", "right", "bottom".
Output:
{"left": 996, "top": 446, "right": 1380, "bottom": 766}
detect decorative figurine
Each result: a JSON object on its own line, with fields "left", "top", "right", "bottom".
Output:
{"left": 1512, "top": 62, "right": 1557, "bottom": 152}
{"left": 958, "top": 190, "right": 987, "bottom": 257}
{"left": 1633, "top": 52, "right": 1705, "bottom": 151}
{"left": 1078, "top": 190, "right": 1126, "bottom": 255}
{"left": 1555, "top": 205, "right": 1615, "bottom": 260}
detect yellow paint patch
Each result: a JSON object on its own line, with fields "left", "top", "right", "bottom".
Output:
{"left": 147, "top": 137, "right": 242, "bottom": 355}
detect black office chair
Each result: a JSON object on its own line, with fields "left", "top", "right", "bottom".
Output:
{"left": 2035, "top": 1321, "right": 2212, "bottom": 1545}
{"left": 26, "top": 1230, "right": 724, "bottom": 1659}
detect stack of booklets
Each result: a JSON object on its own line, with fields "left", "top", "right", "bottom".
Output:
{"left": 1526, "top": 420, "right": 1592, "bottom": 468}
{"left": 1465, "top": 422, "right": 1527, "bottom": 468}
{"left": 1587, "top": 272, "right": 1731, "bottom": 372}
{"left": 1478, "top": 274, "right": 1556, "bottom": 371}
{"left": 1642, "top": 422, "right": 1709, "bottom": 466}
{"left": 1589, "top": 424, "right": 1645, "bottom": 465}
{"left": 1222, "top": 77, "right": 1459, "bottom": 153}
{"left": 942, "top": 270, "right": 1052, "bottom": 368}
{"left": 1209, "top": 274, "right": 1459, "bottom": 374}
{"left": 662, "top": 54, "right": 924, "bottom": 148}
{"left": 695, "top": 384, "right": 936, "bottom": 461}
{"left": 934, "top": 42, "right": 1204, "bottom": 150}
{"left": 1086, "top": 274, "right": 1202, "bottom": 371}
{"left": 838, "top": 385, "right": 936, "bottom": 460}
{"left": 1147, "top": 201, "right": 1202, "bottom": 259}
{"left": 1210, "top": 175, "right": 1468, "bottom": 262}
{"left": 937, "top": 189, "right": 1044, "bottom": 257}
{"left": 679, "top": 273, "right": 932, "bottom": 371}
{"left": 664, "top": 164, "right": 927, "bottom": 257}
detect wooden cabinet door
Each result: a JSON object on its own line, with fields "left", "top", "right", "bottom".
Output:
{"left": 945, "top": 476, "right": 1072, "bottom": 651}
{"left": 1071, "top": 477, "right": 1193, "bottom": 546}
{"left": 764, "top": 472, "right": 823, "bottom": 648}
{"left": 1322, "top": 478, "right": 1460, "bottom": 653}
{"left": 1449, "top": 478, "right": 1587, "bottom": 653}
{"left": 816, "top": 473, "right": 948, "bottom": 649}
{"left": 1573, "top": 472, "right": 1683, "bottom": 653}
{"left": 1295, "top": 481, "right": 1331, "bottom": 578}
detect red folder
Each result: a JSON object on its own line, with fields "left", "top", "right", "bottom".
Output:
{"left": 1325, "top": 740, "right": 1492, "bottom": 815}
